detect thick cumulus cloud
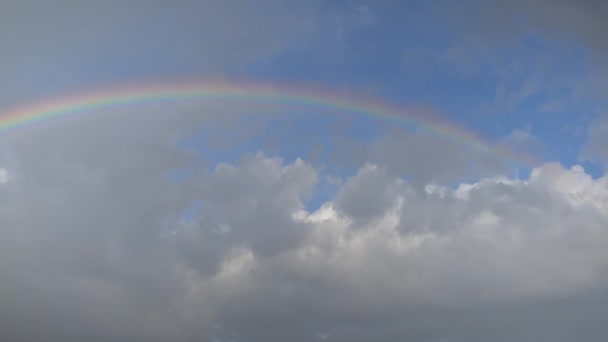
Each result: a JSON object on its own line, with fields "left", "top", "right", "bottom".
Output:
{"left": 185, "top": 160, "right": 608, "bottom": 341}
{"left": 2, "top": 99, "right": 608, "bottom": 340}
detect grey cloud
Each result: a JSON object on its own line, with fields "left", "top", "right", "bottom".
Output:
{"left": 411, "top": 0, "right": 608, "bottom": 167}
{"left": 3, "top": 1, "right": 608, "bottom": 340}
{"left": 428, "top": 0, "right": 608, "bottom": 168}
{"left": 322, "top": 133, "right": 508, "bottom": 189}
{"left": 4, "top": 101, "right": 608, "bottom": 341}
{"left": 206, "top": 161, "right": 608, "bottom": 341}
{"left": 364, "top": 128, "right": 510, "bottom": 186}
{"left": 176, "top": 153, "right": 318, "bottom": 275}
{"left": 334, "top": 163, "right": 403, "bottom": 225}
{"left": 0, "top": 101, "right": 286, "bottom": 340}
{"left": 443, "top": 0, "right": 608, "bottom": 49}
{"left": 0, "top": 0, "right": 321, "bottom": 106}
{"left": 439, "top": 0, "right": 608, "bottom": 99}
{"left": 394, "top": 0, "right": 606, "bottom": 125}
{"left": 0, "top": 168, "right": 8, "bottom": 183}
{"left": 581, "top": 114, "right": 608, "bottom": 167}
{"left": 237, "top": 103, "right": 515, "bottom": 187}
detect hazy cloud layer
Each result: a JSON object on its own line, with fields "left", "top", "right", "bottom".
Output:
{"left": 2, "top": 101, "right": 608, "bottom": 340}
{"left": 0, "top": 0, "right": 323, "bottom": 106}
{"left": 582, "top": 115, "right": 608, "bottom": 167}
{"left": 441, "top": 0, "right": 608, "bottom": 52}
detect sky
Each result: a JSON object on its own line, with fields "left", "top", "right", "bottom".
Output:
{"left": 1, "top": 0, "right": 608, "bottom": 341}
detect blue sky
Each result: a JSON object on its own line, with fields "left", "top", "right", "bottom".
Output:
{"left": 244, "top": 2, "right": 599, "bottom": 174}
{"left": 4, "top": 0, "right": 601, "bottom": 175}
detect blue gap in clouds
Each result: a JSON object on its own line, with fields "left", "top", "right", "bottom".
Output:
{"left": 176, "top": 107, "right": 386, "bottom": 212}
{"left": 245, "top": 4, "right": 603, "bottom": 182}
{"left": 301, "top": 111, "right": 385, "bottom": 212}
{"left": 264, "top": 109, "right": 387, "bottom": 212}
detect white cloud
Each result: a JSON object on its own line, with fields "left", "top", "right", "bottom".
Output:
{"left": 504, "top": 128, "right": 532, "bottom": 146}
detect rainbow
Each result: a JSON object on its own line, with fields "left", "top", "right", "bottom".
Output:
{"left": 0, "top": 80, "right": 536, "bottom": 167}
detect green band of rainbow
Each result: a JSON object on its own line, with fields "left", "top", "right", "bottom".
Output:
{"left": 0, "top": 80, "right": 537, "bottom": 167}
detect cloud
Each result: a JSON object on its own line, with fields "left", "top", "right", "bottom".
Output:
{"left": 500, "top": 125, "right": 544, "bottom": 158}
{"left": 2, "top": 1, "right": 608, "bottom": 340}
{"left": 401, "top": 0, "right": 607, "bottom": 167}
{"left": 443, "top": 0, "right": 608, "bottom": 49}
{"left": 0, "top": 168, "right": 8, "bottom": 184}
{"left": 581, "top": 114, "right": 608, "bottom": 167}
{"left": 364, "top": 128, "right": 511, "bottom": 185}
{"left": 394, "top": 0, "right": 598, "bottom": 147}
{"left": 439, "top": 0, "right": 608, "bottom": 97}
{"left": 333, "top": 163, "right": 403, "bottom": 225}
{"left": 0, "top": 0, "right": 322, "bottom": 106}
{"left": 2, "top": 95, "right": 608, "bottom": 340}
{"left": 504, "top": 128, "right": 532, "bottom": 146}
{"left": 213, "top": 161, "right": 608, "bottom": 341}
